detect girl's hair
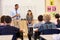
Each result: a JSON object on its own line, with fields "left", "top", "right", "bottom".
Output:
{"left": 27, "top": 10, "right": 33, "bottom": 16}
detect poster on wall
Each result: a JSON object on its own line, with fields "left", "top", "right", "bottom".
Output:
{"left": 47, "top": 6, "right": 51, "bottom": 12}
{"left": 47, "top": 6, "right": 56, "bottom": 12}
{"left": 52, "top": 6, "right": 56, "bottom": 11}
{"left": 50, "top": 0, "right": 54, "bottom": 5}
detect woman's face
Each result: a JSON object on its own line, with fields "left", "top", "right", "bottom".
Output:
{"left": 28, "top": 11, "right": 32, "bottom": 15}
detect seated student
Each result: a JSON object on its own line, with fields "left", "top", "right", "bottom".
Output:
{"left": 33, "top": 15, "right": 43, "bottom": 40}
{"left": 38, "top": 14, "right": 57, "bottom": 32}
{"left": 55, "top": 14, "right": 60, "bottom": 28}
{"left": 0, "top": 15, "right": 6, "bottom": 25}
{"left": 0, "top": 16, "right": 20, "bottom": 40}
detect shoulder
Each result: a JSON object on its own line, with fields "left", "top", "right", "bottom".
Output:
{"left": 10, "top": 9, "right": 15, "bottom": 13}
{"left": 11, "top": 26, "right": 19, "bottom": 29}
{"left": 11, "top": 9, "right": 15, "bottom": 12}
{"left": 6, "top": 26, "right": 19, "bottom": 31}
{"left": 0, "top": 26, "right": 5, "bottom": 29}
{"left": 50, "top": 22, "right": 56, "bottom": 26}
{"left": 34, "top": 22, "right": 42, "bottom": 26}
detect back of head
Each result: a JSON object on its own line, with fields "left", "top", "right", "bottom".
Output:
{"left": 43, "top": 14, "right": 51, "bottom": 22}
{"left": 5, "top": 16, "right": 12, "bottom": 23}
{"left": 0, "top": 15, "right": 6, "bottom": 23}
{"left": 38, "top": 15, "right": 43, "bottom": 21}
{"left": 55, "top": 14, "right": 60, "bottom": 19}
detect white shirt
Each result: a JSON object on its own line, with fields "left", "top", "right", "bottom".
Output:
{"left": 33, "top": 22, "right": 43, "bottom": 32}
{"left": 10, "top": 9, "right": 20, "bottom": 20}
{"left": 33, "top": 22, "right": 43, "bottom": 29}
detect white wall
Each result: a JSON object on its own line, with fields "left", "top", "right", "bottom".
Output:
{"left": 0, "top": 0, "right": 2, "bottom": 15}
{"left": 1, "top": 0, "right": 45, "bottom": 19}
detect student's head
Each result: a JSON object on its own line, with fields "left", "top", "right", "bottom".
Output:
{"left": 0, "top": 15, "right": 6, "bottom": 23}
{"left": 27, "top": 10, "right": 33, "bottom": 16}
{"left": 4, "top": 16, "right": 12, "bottom": 24}
{"left": 15, "top": 4, "right": 19, "bottom": 10}
{"left": 43, "top": 14, "right": 51, "bottom": 22}
{"left": 55, "top": 14, "right": 60, "bottom": 19}
{"left": 38, "top": 15, "right": 43, "bottom": 22}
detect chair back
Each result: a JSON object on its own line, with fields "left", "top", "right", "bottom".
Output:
{"left": 40, "top": 29, "right": 60, "bottom": 35}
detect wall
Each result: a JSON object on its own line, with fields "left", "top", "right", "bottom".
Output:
{"left": 46, "top": 0, "right": 60, "bottom": 14}
{"left": 1, "top": 0, "right": 60, "bottom": 18}
{"left": 0, "top": 0, "right": 2, "bottom": 16}
{"left": 1, "top": 0, "right": 45, "bottom": 19}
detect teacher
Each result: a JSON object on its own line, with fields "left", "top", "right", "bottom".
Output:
{"left": 10, "top": 4, "right": 20, "bottom": 28}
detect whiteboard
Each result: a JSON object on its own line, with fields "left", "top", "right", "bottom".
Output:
{"left": 1, "top": 0, "right": 45, "bottom": 19}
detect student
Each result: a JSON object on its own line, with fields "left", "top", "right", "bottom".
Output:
{"left": 26, "top": 10, "right": 33, "bottom": 40}
{"left": 0, "top": 15, "right": 6, "bottom": 25}
{"left": 0, "top": 16, "right": 20, "bottom": 40}
{"left": 34, "top": 15, "right": 43, "bottom": 29}
{"left": 38, "top": 14, "right": 57, "bottom": 32}
{"left": 55, "top": 14, "right": 60, "bottom": 28}
{"left": 33, "top": 15, "right": 43, "bottom": 40}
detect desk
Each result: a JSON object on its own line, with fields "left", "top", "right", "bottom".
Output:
{"left": 40, "top": 35, "right": 53, "bottom": 40}
{"left": 57, "top": 28, "right": 60, "bottom": 30}
{"left": 0, "top": 35, "right": 13, "bottom": 40}
{"left": 40, "top": 34, "right": 60, "bottom": 40}
{"left": 11, "top": 20, "right": 38, "bottom": 36}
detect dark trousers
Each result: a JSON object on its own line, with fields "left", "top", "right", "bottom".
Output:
{"left": 28, "top": 27, "right": 33, "bottom": 40}
{"left": 16, "top": 31, "right": 23, "bottom": 40}
{"left": 34, "top": 32, "right": 46, "bottom": 40}
{"left": 34, "top": 32, "right": 40, "bottom": 40}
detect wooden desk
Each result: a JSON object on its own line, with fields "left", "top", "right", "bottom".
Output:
{"left": 11, "top": 20, "right": 38, "bottom": 36}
